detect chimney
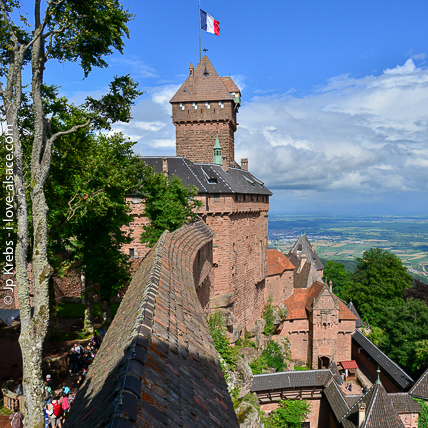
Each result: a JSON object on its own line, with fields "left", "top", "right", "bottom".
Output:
{"left": 358, "top": 402, "right": 366, "bottom": 427}
{"left": 222, "top": 155, "right": 228, "bottom": 173}
{"left": 329, "top": 280, "right": 333, "bottom": 293}
{"left": 241, "top": 158, "right": 248, "bottom": 171}
{"left": 189, "top": 63, "right": 194, "bottom": 77}
{"left": 162, "top": 157, "right": 168, "bottom": 176}
{"left": 297, "top": 254, "right": 307, "bottom": 274}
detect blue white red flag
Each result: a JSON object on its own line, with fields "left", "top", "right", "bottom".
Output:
{"left": 200, "top": 9, "right": 220, "bottom": 36}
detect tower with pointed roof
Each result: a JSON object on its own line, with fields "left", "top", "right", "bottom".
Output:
{"left": 170, "top": 55, "right": 241, "bottom": 167}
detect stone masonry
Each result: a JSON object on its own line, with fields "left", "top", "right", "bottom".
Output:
{"left": 66, "top": 220, "right": 238, "bottom": 427}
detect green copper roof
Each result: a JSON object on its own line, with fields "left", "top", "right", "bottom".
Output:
{"left": 213, "top": 133, "right": 222, "bottom": 165}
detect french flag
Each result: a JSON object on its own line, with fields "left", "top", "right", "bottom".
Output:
{"left": 200, "top": 9, "right": 220, "bottom": 36}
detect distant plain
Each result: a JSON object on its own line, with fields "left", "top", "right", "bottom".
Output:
{"left": 268, "top": 215, "right": 428, "bottom": 281}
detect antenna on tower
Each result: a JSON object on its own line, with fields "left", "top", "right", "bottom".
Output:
{"left": 203, "top": 48, "right": 208, "bottom": 55}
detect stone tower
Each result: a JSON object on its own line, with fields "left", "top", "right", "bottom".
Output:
{"left": 170, "top": 55, "right": 241, "bottom": 167}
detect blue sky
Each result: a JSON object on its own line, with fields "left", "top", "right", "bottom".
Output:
{"left": 16, "top": 1, "right": 428, "bottom": 216}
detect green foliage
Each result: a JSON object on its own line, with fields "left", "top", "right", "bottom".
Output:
{"left": 342, "top": 247, "right": 413, "bottom": 325}
{"left": 415, "top": 340, "right": 428, "bottom": 370}
{"left": 380, "top": 298, "right": 428, "bottom": 373}
{"left": 250, "top": 341, "right": 285, "bottom": 375}
{"left": 263, "top": 399, "right": 311, "bottom": 428}
{"left": 294, "top": 366, "right": 309, "bottom": 371}
{"left": 140, "top": 173, "right": 202, "bottom": 247}
{"left": 323, "top": 260, "right": 352, "bottom": 298}
{"left": 207, "top": 310, "right": 238, "bottom": 371}
{"left": 262, "top": 295, "right": 276, "bottom": 336}
{"left": 57, "top": 302, "right": 120, "bottom": 319}
{"left": 414, "top": 398, "right": 428, "bottom": 428}
{"left": 367, "top": 326, "right": 387, "bottom": 348}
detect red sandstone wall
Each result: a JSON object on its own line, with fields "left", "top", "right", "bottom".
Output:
{"left": 352, "top": 341, "right": 399, "bottom": 392}
{"left": 265, "top": 271, "right": 293, "bottom": 307}
{"left": 280, "top": 319, "right": 310, "bottom": 362}
{"left": 172, "top": 101, "right": 236, "bottom": 165}
{"left": 121, "top": 197, "right": 151, "bottom": 260}
{"left": 202, "top": 196, "right": 269, "bottom": 330}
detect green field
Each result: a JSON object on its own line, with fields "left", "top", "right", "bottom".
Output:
{"left": 268, "top": 215, "right": 428, "bottom": 280}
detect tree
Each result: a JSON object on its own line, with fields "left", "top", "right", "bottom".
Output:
{"left": 380, "top": 298, "right": 428, "bottom": 374}
{"left": 342, "top": 248, "right": 413, "bottom": 325}
{"left": 323, "top": 260, "right": 351, "bottom": 298}
{"left": 0, "top": 2, "right": 138, "bottom": 425}
{"left": 140, "top": 173, "right": 202, "bottom": 247}
{"left": 264, "top": 399, "right": 311, "bottom": 428}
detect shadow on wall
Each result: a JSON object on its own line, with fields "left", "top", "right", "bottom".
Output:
{"left": 65, "top": 220, "right": 238, "bottom": 427}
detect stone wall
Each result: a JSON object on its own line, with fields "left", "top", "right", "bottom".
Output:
{"left": 265, "top": 270, "right": 294, "bottom": 306}
{"left": 172, "top": 100, "right": 236, "bottom": 166}
{"left": 280, "top": 319, "right": 310, "bottom": 362}
{"left": 66, "top": 220, "right": 239, "bottom": 427}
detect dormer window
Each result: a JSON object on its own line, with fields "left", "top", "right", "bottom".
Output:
{"left": 180, "top": 103, "right": 185, "bottom": 111}
{"left": 205, "top": 102, "right": 210, "bottom": 109}
{"left": 219, "top": 101, "right": 224, "bottom": 108}
{"left": 193, "top": 102, "right": 197, "bottom": 109}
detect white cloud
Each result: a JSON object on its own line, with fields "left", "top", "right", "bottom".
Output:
{"left": 236, "top": 59, "right": 428, "bottom": 197}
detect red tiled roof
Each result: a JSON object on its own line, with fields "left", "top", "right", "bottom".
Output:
{"left": 284, "top": 288, "right": 311, "bottom": 319}
{"left": 267, "top": 249, "right": 294, "bottom": 276}
{"left": 339, "top": 300, "right": 358, "bottom": 321}
{"left": 283, "top": 282, "right": 358, "bottom": 322}
{"left": 340, "top": 360, "right": 358, "bottom": 370}
{"left": 220, "top": 76, "right": 240, "bottom": 93}
{"left": 170, "top": 56, "right": 233, "bottom": 103}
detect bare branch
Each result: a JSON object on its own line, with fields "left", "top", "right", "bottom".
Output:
{"left": 49, "top": 119, "right": 91, "bottom": 143}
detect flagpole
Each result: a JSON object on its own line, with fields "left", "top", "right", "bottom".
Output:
{"left": 198, "top": 1, "right": 201, "bottom": 61}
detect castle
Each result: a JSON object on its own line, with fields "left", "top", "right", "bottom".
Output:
{"left": 122, "top": 56, "right": 359, "bottom": 369}
{"left": 66, "top": 56, "right": 425, "bottom": 427}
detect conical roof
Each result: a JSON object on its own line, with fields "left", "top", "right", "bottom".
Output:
{"left": 341, "top": 383, "right": 405, "bottom": 428}
{"left": 170, "top": 55, "right": 234, "bottom": 103}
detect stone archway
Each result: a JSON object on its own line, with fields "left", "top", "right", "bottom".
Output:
{"left": 319, "top": 356, "right": 330, "bottom": 369}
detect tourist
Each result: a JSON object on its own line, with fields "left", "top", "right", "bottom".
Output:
{"left": 60, "top": 387, "right": 70, "bottom": 423}
{"left": 50, "top": 397, "right": 63, "bottom": 427}
{"left": 74, "top": 342, "right": 84, "bottom": 370}
{"left": 9, "top": 406, "right": 24, "bottom": 428}
{"left": 46, "top": 374, "right": 53, "bottom": 388}
{"left": 76, "top": 375, "right": 84, "bottom": 389}
{"left": 67, "top": 347, "right": 78, "bottom": 376}
{"left": 91, "top": 332, "right": 101, "bottom": 349}
{"left": 341, "top": 373, "right": 345, "bottom": 384}
{"left": 44, "top": 380, "right": 53, "bottom": 404}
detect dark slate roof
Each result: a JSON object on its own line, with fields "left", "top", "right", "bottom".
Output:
{"left": 251, "top": 370, "right": 332, "bottom": 392}
{"left": 388, "top": 393, "right": 421, "bottom": 413}
{"left": 328, "top": 361, "right": 343, "bottom": 385}
{"left": 347, "top": 301, "right": 364, "bottom": 329}
{"left": 352, "top": 329, "right": 414, "bottom": 390}
{"left": 341, "top": 383, "right": 405, "bottom": 428}
{"left": 140, "top": 156, "right": 272, "bottom": 196}
{"left": 289, "top": 234, "right": 324, "bottom": 271}
{"left": 324, "top": 379, "right": 350, "bottom": 421}
{"left": 409, "top": 367, "right": 428, "bottom": 399}
{"left": 287, "top": 253, "right": 323, "bottom": 289}
{"left": 66, "top": 221, "right": 239, "bottom": 427}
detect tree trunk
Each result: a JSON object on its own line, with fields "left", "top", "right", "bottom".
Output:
{"left": 48, "top": 276, "right": 59, "bottom": 339}
{"left": 100, "top": 297, "right": 112, "bottom": 335}
{"left": 84, "top": 282, "right": 94, "bottom": 335}
{"left": 17, "top": 16, "right": 52, "bottom": 427}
